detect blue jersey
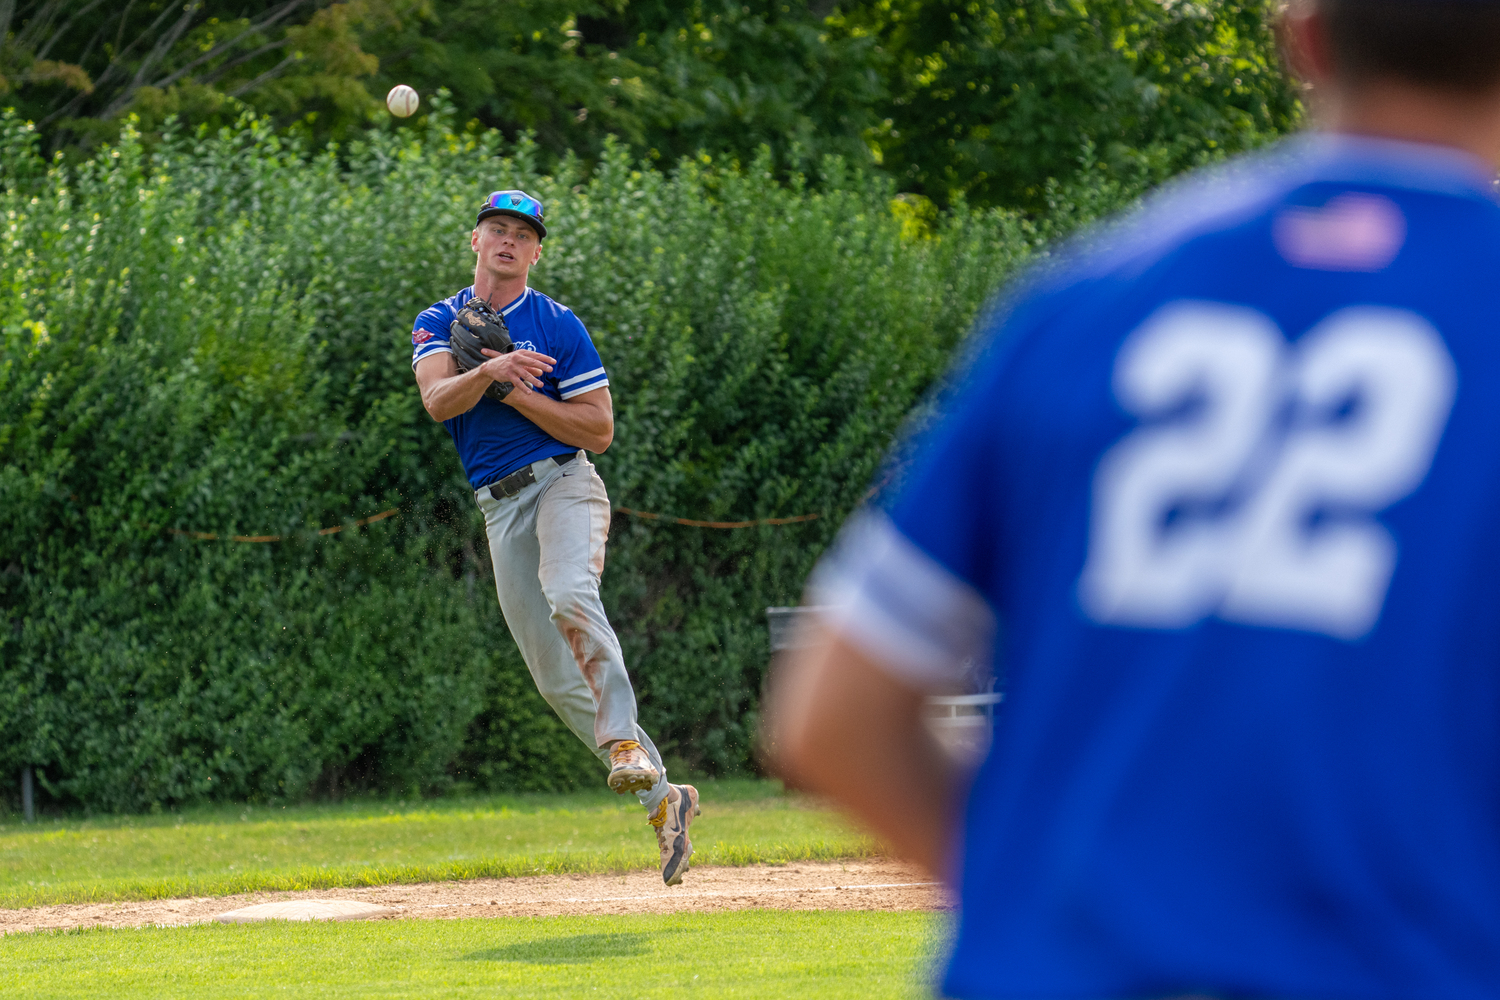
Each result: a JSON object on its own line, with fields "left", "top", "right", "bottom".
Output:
{"left": 412, "top": 286, "right": 609, "bottom": 487}
{"left": 817, "top": 135, "right": 1500, "bottom": 999}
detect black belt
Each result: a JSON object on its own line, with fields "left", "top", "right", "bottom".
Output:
{"left": 481, "top": 453, "right": 576, "bottom": 500}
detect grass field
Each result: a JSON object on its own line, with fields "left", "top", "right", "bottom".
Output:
{"left": 4, "top": 782, "right": 939, "bottom": 998}
{"left": 0, "top": 779, "right": 877, "bottom": 908}
{"left": 2, "top": 909, "right": 945, "bottom": 999}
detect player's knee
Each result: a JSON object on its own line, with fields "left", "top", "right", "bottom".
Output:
{"left": 543, "top": 581, "right": 596, "bottom": 627}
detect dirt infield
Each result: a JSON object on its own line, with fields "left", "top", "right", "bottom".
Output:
{"left": 0, "top": 860, "right": 949, "bottom": 934}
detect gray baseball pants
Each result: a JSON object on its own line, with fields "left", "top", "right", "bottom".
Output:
{"left": 477, "top": 451, "right": 670, "bottom": 814}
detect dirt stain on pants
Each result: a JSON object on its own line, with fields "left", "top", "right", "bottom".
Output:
{"left": 479, "top": 451, "right": 670, "bottom": 814}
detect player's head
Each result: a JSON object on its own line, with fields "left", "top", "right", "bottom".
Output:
{"left": 476, "top": 190, "right": 546, "bottom": 240}
{"left": 1290, "top": 0, "right": 1500, "bottom": 94}
{"left": 472, "top": 190, "right": 545, "bottom": 281}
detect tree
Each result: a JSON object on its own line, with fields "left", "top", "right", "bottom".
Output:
{"left": 0, "top": 0, "right": 409, "bottom": 148}
{"left": 2, "top": 1, "right": 1298, "bottom": 204}
{"left": 365, "top": 0, "right": 884, "bottom": 176}
{"left": 833, "top": 0, "right": 1299, "bottom": 208}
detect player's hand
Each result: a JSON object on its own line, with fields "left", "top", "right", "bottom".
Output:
{"left": 479, "top": 348, "right": 554, "bottom": 392}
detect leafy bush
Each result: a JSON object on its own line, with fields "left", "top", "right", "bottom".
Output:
{"left": 0, "top": 99, "right": 1051, "bottom": 812}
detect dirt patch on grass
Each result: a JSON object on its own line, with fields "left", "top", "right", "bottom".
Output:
{"left": 0, "top": 859, "right": 948, "bottom": 934}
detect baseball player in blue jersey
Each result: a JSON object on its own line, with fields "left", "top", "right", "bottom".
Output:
{"left": 412, "top": 191, "right": 699, "bottom": 885}
{"left": 772, "top": 1, "right": 1500, "bottom": 996}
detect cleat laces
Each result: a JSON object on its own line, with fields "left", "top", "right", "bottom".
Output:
{"left": 647, "top": 794, "right": 671, "bottom": 851}
{"left": 610, "top": 740, "right": 644, "bottom": 767}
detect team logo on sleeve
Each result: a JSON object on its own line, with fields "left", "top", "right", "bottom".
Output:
{"left": 413, "top": 330, "right": 434, "bottom": 346}
{"left": 1078, "top": 301, "right": 1455, "bottom": 641}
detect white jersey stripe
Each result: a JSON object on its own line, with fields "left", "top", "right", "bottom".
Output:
{"left": 501, "top": 288, "right": 531, "bottom": 316}
{"left": 411, "top": 345, "right": 453, "bottom": 370}
{"left": 809, "top": 510, "right": 995, "bottom": 691}
{"left": 560, "top": 376, "right": 609, "bottom": 400}
{"left": 559, "top": 366, "right": 607, "bottom": 389}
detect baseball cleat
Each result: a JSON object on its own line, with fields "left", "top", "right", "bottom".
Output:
{"left": 649, "top": 783, "right": 700, "bottom": 886}
{"left": 606, "top": 740, "right": 660, "bottom": 794}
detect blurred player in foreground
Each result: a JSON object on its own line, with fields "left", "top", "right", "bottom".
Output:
{"left": 770, "top": 1, "right": 1500, "bottom": 995}
{"left": 412, "top": 192, "right": 697, "bottom": 884}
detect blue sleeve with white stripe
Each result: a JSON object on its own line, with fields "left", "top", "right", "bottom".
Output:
{"left": 551, "top": 310, "right": 609, "bottom": 399}
{"left": 411, "top": 295, "right": 459, "bottom": 370}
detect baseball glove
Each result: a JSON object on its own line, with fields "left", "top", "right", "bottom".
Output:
{"left": 449, "top": 297, "right": 516, "bottom": 402}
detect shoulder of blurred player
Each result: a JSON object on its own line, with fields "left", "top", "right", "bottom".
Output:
{"left": 987, "top": 134, "right": 1500, "bottom": 355}
{"left": 954, "top": 150, "right": 1300, "bottom": 380}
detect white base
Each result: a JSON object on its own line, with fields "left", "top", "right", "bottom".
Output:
{"left": 215, "top": 899, "right": 397, "bottom": 923}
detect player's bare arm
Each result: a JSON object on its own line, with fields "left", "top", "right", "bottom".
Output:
{"left": 414, "top": 349, "right": 555, "bottom": 423}
{"left": 769, "top": 628, "right": 956, "bottom": 877}
{"left": 504, "top": 384, "right": 614, "bottom": 454}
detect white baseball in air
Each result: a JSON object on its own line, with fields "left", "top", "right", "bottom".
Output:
{"left": 386, "top": 85, "right": 419, "bottom": 118}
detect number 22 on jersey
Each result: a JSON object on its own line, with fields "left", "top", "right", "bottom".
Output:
{"left": 1078, "top": 301, "right": 1456, "bottom": 641}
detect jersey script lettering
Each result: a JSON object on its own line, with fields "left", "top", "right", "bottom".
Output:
{"left": 1079, "top": 301, "right": 1457, "bottom": 640}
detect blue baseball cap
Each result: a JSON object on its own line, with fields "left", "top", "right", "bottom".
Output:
{"left": 476, "top": 190, "right": 546, "bottom": 239}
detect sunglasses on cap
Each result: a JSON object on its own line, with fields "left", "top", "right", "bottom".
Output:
{"left": 476, "top": 190, "right": 547, "bottom": 238}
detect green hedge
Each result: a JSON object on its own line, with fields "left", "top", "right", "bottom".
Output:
{"left": 0, "top": 100, "right": 1042, "bottom": 812}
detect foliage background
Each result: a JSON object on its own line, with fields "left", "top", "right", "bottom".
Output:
{"left": 0, "top": 101, "right": 1042, "bottom": 811}
{"left": 0, "top": 0, "right": 1303, "bottom": 813}
{"left": 1, "top": 1, "right": 1298, "bottom": 209}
